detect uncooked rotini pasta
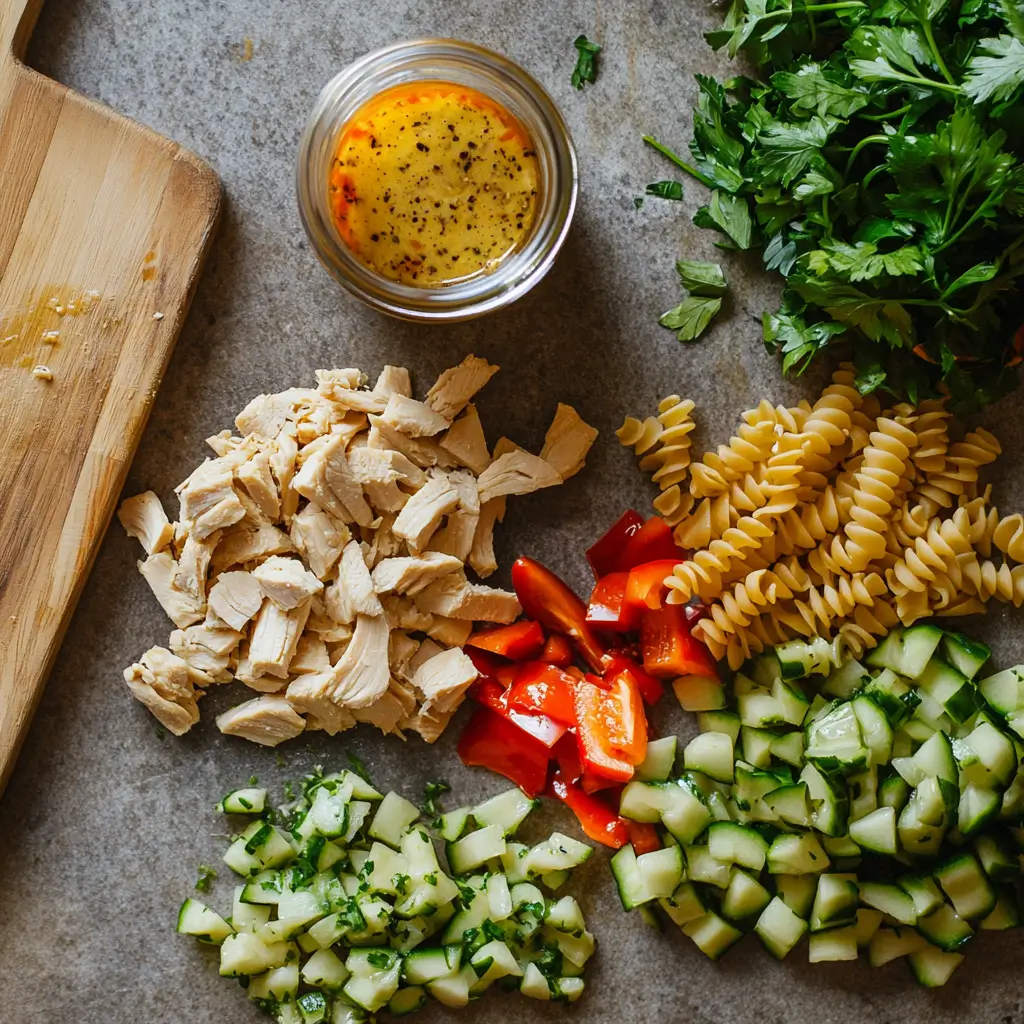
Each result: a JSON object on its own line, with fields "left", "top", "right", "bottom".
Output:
{"left": 616, "top": 415, "right": 662, "bottom": 456}
{"left": 640, "top": 395, "right": 696, "bottom": 489}
{"left": 689, "top": 417, "right": 776, "bottom": 498}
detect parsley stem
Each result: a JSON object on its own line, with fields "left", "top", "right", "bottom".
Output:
{"left": 921, "top": 19, "right": 957, "bottom": 87}
{"left": 861, "top": 104, "right": 912, "bottom": 122}
{"left": 642, "top": 135, "right": 719, "bottom": 190}
{"left": 844, "top": 134, "right": 889, "bottom": 175}
{"left": 802, "top": 1, "right": 866, "bottom": 9}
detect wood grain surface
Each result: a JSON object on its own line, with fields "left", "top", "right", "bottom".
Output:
{"left": 0, "top": 0, "right": 220, "bottom": 793}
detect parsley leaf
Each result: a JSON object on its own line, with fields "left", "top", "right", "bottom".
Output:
{"left": 771, "top": 63, "right": 869, "bottom": 118}
{"left": 646, "top": 180, "right": 685, "bottom": 200}
{"left": 660, "top": 296, "right": 723, "bottom": 341}
{"left": 964, "top": 34, "right": 1024, "bottom": 103}
{"left": 697, "top": 190, "right": 753, "bottom": 249}
{"left": 675, "top": 260, "right": 728, "bottom": 296}
{"left": 571, "top": 35, "right": 601, "bottom": 90}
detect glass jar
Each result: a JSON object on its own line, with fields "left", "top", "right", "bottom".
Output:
{"left": 297, "top": 39, "right": 578, "bottom": 323}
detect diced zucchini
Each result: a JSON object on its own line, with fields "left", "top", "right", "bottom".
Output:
{"left": 858, "top": 882, "right": 917, "bottom": 925}
{"left": 682, "top": 911, "right": 744, "bottom": 960}
{"left": 755, "top": 896, "right": 807, "bottom": 958}
{"left": 867, "top": 625, "right": 943, "bottom": 679}
{"left": 637, "top": 736, "right": 679, "bottom": 780}
{"left": 916, "top": 903, "right": 974, "bottom": 951}
{"left": 767, "top": 834, "right": 831, "bottom": 875}
{"left": 908, "top": 943, "right": 964, "bottom": 987}
{"left": 935, "top": 853, "right": 996, "bottom": 920}
{"left": 810, "top": 874, "right": 859, "bottom": 932}
{"left": 808, "top": 924, "right": 857, "bottom": 962}
{"left": 673, "top": 675, "right": 726, "bottom": 712}
{"left": 868, "top": 925, "right": 928, "bottom": 967}
{"left": 941, "top": 632, "right": 990, "bottom": 680}
{"left": 472, "top": 788, "right": 536, "bottom": 837}
{"left": 683, "top": 731, "right": 735, "bottom": 783}
{"left": 218, "top": 788, "right": 267, "bottom": 815}
{"left": 368, "top": 791, "right": 420, "bottom": 848}
{"left": 848, "top": 805, "right": 897, "bottom": 854}
{"left": 525, "top": 832, "right": 592, "bottom": 874}
{"left": 707, "top": 821, "right": 768, "bottom": 871}
{"left": 177, "top": 899, "right": 233, "bottom": 944}
{"left": 722, "top": 867, "right": 771, "bottom": 921}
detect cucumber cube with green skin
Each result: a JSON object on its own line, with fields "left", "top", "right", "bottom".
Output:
{"left": 868, "top": 926, "right": 929, "bottom": 967}
{"left": 958, "top": 722, "right": 1017, "bottom": 787}
{"left": 763, "top": 782, "right": 813, "bottom": 827}
{"left": 810, "top": 874, "right": 859, "bottom": 932}
{"left": 822, "top": 658, "right": 871, "bottom": 700}
{"left": 808, "top": 924, "right": 858, "bottom": 962}
{"left": 472, "top": 788, "right": 536, "bottom": 836}
{"left": 660, "top": 778, "right": 713, "bottom": 844}
{"left": 388, "top": 987, "right": 427, "bottom": 1017}
{"left": 979, "top": 666, "right": 1024, "bottom": 716}
{"left": 217, "top": 788, "right": 267, "bottom": 814}
{"left": 697, "top": 712, "right": 740, "bottom": 742}
{"left": 637, "top": 736, "right": 679, "bottom": 780}
{"left": 851, "top": 696, "right": 893, "bottom": 765}
{"left": 898, "top": 875, "right": 944, "bottom": 918}
{"left": 368, "top": 791, "right": 420, "bottom": 848}
{"left": 858, "top": 882, "right": 918, "bottom": 925}
{"left": 707, "top": 822, "right": 768, "bottom": 871}
{"left": 958, "top": 783, "right": 1001, "bottom": 839}
{"left": 935, "top": 853, "right": 996, "bottom": 920}
{"left": 635, "top": 845, "right": 685, "bottom": 900}
{"left": 878, "top": 773, "right": 910, "bottom": 814}
{"left": 973, "top": 831, "right": 1019, "bottom": 882}
{"left": 775, "top": 874, "right": 817, "bottom": 917}
{"left": 805, "top": 701, "right": 868, "bottom": 772}
{"left": 248, "top": 965, "right": 299, "bottom": 1004}
{"left": 767, "top": 834, "right": 831, "bottom": 875}
{"left": 917, "top": 658, "right": 979, "bottom": 724}
{"left": 755, "top": 897, "right": 808, "bottom": 959}
{"left": 867, "top": 625, "right": 943, "bottom": 679}
{"left": 855, "top": 908, "right": 884, "bottom": 947}
{"left": 685, "top": 845, "right": 733, "bottom": 889}
{"left": 683, "top": 731, "right": 735, "bottom": 783}
{"left": 435, "top": 807, "right": 471, "bottom": 842}
{"left": 799, "top": 763, "right": 849, "bottom": 837}
{"left": 673, "top": 675, "right": 726, "bottom": 712}
{"left": 980, "top": 887, "right": 1022, "bottom": 930}
{"left": 722, "top": 868, "right": 771, "bottom": 922}
{"left": 741, "top": 727, "right": 774, "bottom": 768}
{"left": 659, "top": 882, "right": 706, "bottom": 928}
{"left": 908, "top": 945, "right": 965, "bottom": 988}
{"left": 219, "top": 933, "right": 292, "bottom": 977}
{"left": 770, "top": 731, "right": 805, "bottom": 767}
{"left": 176, "top": 899, "right": 234, "bottom": 944}
{"left": 941, "top": 632, "right": 991, "bottom": 680}
{"left": 525, "top": 832, "right": 591, "bottom": 874}
{"left": 848, "top": 806, "right": 897, "bottom": 855}
{"left": 916, "top": 903, "right": 974, "bottom": 952}
{"left": 297, "top": 990, "right": 329, "bottom": 1023}
{"left": 682, "top": 911, "right": 744, "bottom": 960}
{"left": 301, "top": 948, "right": 349, "bottom": 991}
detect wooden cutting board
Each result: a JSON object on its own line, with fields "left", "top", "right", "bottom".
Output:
{"left": 0, "top": 0, "right": 221, "bottom": 793}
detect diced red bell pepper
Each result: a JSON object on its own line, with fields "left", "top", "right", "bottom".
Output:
{"left": 541, "top": 633, "right": 575, "bottom": 667}
{"left": 458, "top": 707, "right": 551, "bottom": 798}
{"left": 549, "top": 767, "right": 628, "bottom": 848}
{"left": 640, "top": 604, "right": 719, "bottom": 680}
{"left": 605, "top": 652, "right": 664, "bottom": 705}
{"left": 626, "top": 820, "right": 662, "bottom": 855}
{"left": 511, "top": 557, "right": 609, "bottom": 673}
{"left": 585, "top": 571, "right": 637, "bottom": 632}
{"left": 580, "top": 772, "right": 623, "bottom": 796}
{"left": 469, "top": 679, "right": 567, "bottom": 748}
{"left": 573, "top": 677, "right": 640, "bottom": 782}
{"left": 465, "top": 646, "right": 510, "bottom": 678}
{"left": 586, "top": 509, "right": 644, "bottom": 579}
{"left": 507, "top": 662, "right": 578, "bottom": 727}
{"left": 466, "top": 620, "right": 545, "bottom": 662}
{"left": 615, "top": 516, "right": 686, "bottom": 572}
{"left": 552, "top": 733, "right": 584, "bottom": 782}
{"left": 683, "top": 602, "right": 708, "bottom": 627}
{"left": 624, "top": 559, "right": 680, "bottom": 615}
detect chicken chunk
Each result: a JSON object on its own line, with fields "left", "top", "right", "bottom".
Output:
{"left": 286, "top": 673, "right": 355, "bottom": 734}
{"left": 216, "top": 696, "right": 306, "bottom": 746}
{"left": 426, "top": 616, "right": 473, "bottom": 647}
{"left": 413, "top": 647, "right": 479, "bottom": 713}
{"left": 477, "top": 449, "right": 562, "bottom": 504}
{"left": 327, "top": 613, "right": 391, "bottom": 708}
{"left": 235, "top": 391, "right": 295, "bottom": 440}
{"left": 325, "top": 541, "right": 383, "bottom": 623}
{"left": 123, "top": 646, "right": 203, "bottom": 735}
{"left": 415, "top": 573, "right": 521, "bottom": 623}
{"left": 234, "top": 641, "right": 287, "bottom": 692}
{"left": 290, "top": 634, "right": 331, "bottom": 674}
{"left": 169, "top": 623, "right": 241, "bottom": 682}
{"left": 212, "top": 523, "right": 295, "bottom": 572}
{"left": 272, "top": 424, "right": 300, "bottom": 521}
{"left": 292, "top": 434, "right": 374, "bottom": 527}
{"left": 540, "top": 403, "right": 598, "bottom": 480}
{"left": 374, "top": 364, "right": 412, "bottom": 399}
{"left": 178, "top": 458, "right": 246, "bottom": 540}
{"left": 315, "top": 369, "right": 388, "bottom": 414}
{"left": 371, "top": 552, "right": 464, "bottom": 595}
{"left": 289, "top": 503, "right": 351, "bottom": 579}
{"left": 348, "top": 446, "right": 420, "bottom": 513}
{"left": 407, "top": 704, "right": 457, "bottom": 744}
{"left": 207, "top": 571, "right": 263, "bottom": 630}
{"left": 389, "top": 631, "right": 421, "bottom": 675}
{"left": 117, "top": 491, "right": 174, "bottom": 555}
{"left": 440, "top": 404, "right": 490, "bottom": 475}
{"left": 367, "top": 418, "right": 455, "bottom": 470}
{"left": 426, "top": 355, "right": 499, "bottom": 421}
{"left": 253, "top": 555, "right": 324, "bottom": 610}
{"left": 236, "top": 451, "right": 281, "bottom": 520}
{"left": 351, "top": 687, "right": 409, "bottom": 736}
{"left": 173, "top": 530, "right": 219, "bottom": 608}
{"left": 392, "top": 473, "right": 460, "bottom": 553}
{"left": 469, "top": 497, "right": 505, "bottom": 578}
{"left": 138, "top": 551, "right": 204, "bottom": 628}
{"left": 248, "top": 597, "right": 311, "bottom": 678}
{"left": 381, "top": 594, "right": 434, "bottom": 632}
{"left": 379, "top": 393, "right": 450, "bottom": 438}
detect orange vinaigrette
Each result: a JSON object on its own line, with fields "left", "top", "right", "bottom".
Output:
{"left": 329, "top": 82, "right": 540, "bottom": 287}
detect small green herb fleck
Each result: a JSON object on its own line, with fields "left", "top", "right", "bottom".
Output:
{"left": 421, "top": 778, "right": 451, "bottom": 817}
{"left": 645, "top": 180, "right": 684, "bottom": 201}
{"left": 367, "top": 951, "right": 391, "bottom": 969}
{"left": 154, "top": 726, "right": 166, "bottom": 741}
{"left": 194, "top": 864, "right": 217, "bottom": 892}
{"left": 346, "top": 750, "right": 373, "bottom": 785}
{"left": 571, "top": 34, "right": 601, "bottom": 90}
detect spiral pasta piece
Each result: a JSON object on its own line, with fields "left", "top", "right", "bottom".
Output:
{"left": 993, "top": 513, "right": 1024, "bottom": 563}
{"left": 689, "top": 417, "right": 777, "bottom": 498}
{"left": 640, "top": 395, "right": 697, "bottom": 490}
{"left": 616, "top": 415, "right": 661, "bottom": 455}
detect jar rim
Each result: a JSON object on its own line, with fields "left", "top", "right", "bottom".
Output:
{"left": 296, "top": 38, "right": 578, "bottom": 323}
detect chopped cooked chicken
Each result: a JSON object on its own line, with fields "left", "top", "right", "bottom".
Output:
{"left": 413, "top": 647, "right": 479, "bottom": 713}
{"left": 236, "top": 451, "right": 280, "bottom": 520}
{"left": 234, "top": 641, "right": 287, "bottom": 692}
{"left": 389, "top": 631, "right": 421, "bottom": 674}
{"left": 407, "top": 637, "right": 445, "bottom": 674}
{"left": 123, "top": 647, "right": 203, "bottom": 735}
{"left": 381, "top": 594, "right": 434, "bottom": 632}
{"left": 380, "top": 393, "right": 450, "bottom": 438}
{"left": 348, "top": 446, "right": 417, "bottom": 512}
{"left": 374, "top": 364, "right": 412, "bottom": 399}
{"left": 235, "top": 391, "right": 295, "bottom": 440}
{"left": 477, "top": 449, "right": 563, "bottom": 503}
{"left": 407, "top": 704, "right": 457, "bottom": 744}
{"left": 367, "top": 418, "right": 455, "bottom": 470}
{"left": 428, "top": 510, "right": 477, "bottom": 562}
{"left": 178, "top": 458, "right": 246, "bottom": 540}
{"left": 213, "top": 523, "right": 295, "bottom": 572}
{"left": 289, "top": 503, "right": 350, "bottom": 579}
{"left": 206, "top": 430, "right": 237, "bottom": 457}
{"left": 426, "top": 616, "right": 473, "bottom": 647}
{"left": 248, "top": 597, "right": 311, "bottom": 678}
{"left": 272, "top": 424, "right": 300, "bottom": 521}
{"left": 253, "top": 555, "right": 324, "bottom": 610}
{"left": 138, "top": 552, "right": 204, "bottom": 628}
{"left": 325, "top": 541, "right": 383, "bottom": 623}
{"left": 216, "top": 696, "right": 306, "bottom": 746}
{"left": 316, "top": 368, "right": 365, "bottom": 391}
{"left": 371, "top": 552, "right": 463, "bottom": 595}
{"left": 469, "top": 497, "right": 505, "bottom": 578}
{"left": 305, "top": 596, "right": 355, "bottom": 644}
{"left": 117, "top": 491, "right": 174, "bottom": 555}
{"left": 363, "top": 514, "right": 404, "bottom": 567}
{"left": 415, "top": 573, "right": 521, "bottom": 623}
{"left": 426, "top": 354, "right": 499, "bottom": 421}
{"left": 540, "top": 403, "right": 598, "bottom": 480}
{"left": 327, "top": 613, "right": 390, "bottom": 708}
{"left": 208, "top": 571, "right": 264, "bottom": 630}
{"left": 290, "top": 634, "right": 331, "bottom": 674}
{"left": 440, "top": 404, "right": 490, "bottom": 475}
{"left": 351, "top": 687, "right": 408, "bottom": 736}
{"left": 287, "top": 673, "right": 355, "bottom": 734}
{"left": 292, "top": 434, "right": 374, "bottom": 527}
{"left": 316, "top": 369, "right": 388, "bottom": 414}
{"left": 169, "top": 624, "right": 241, "bottom": 682}
{"left": 174, "top": 530, "right": 220, "bottom": 608}
{"left": 392, "top": 473, "right": 460, "bottom": 553}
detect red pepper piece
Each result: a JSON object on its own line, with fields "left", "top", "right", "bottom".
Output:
{"left": 585, "top": 571, "right": 638, "bottom": 632}
{"left": 615, "top": 517, "right": 686, "bottom": 572}
{"left": 464, "top": 646, "right": 509, "bottom": 678}
{"left": 507, "top": 662, "right": 578, "bottom": 726}
{"left": 573, "top": 677, "right": 638, "bottom": 782}
{"left": 466, "top": 620, "right": 545, "bottom": 662}
{"left": 541, "top": 633, "right": 575, "bottom": 667}
{"left": 552, "top": 733, "right": 584, "bottom": 782}
{"left": 549, "top": 766, "right": 628, "bottom": 848}
{"left": 626, "top": 820, "right": 662, "bottom": 855}
{"left": 640, "top": 605, "right": 719, "bottom": 680}
{"left": 458, "top": 707, "right": 550, "bottom": 798}
{"left": 511, "top": 557, "right": 609, "bottom": 673}
{"left": 580, "top": 772, "right": 623, "bottom": 796}
{"left": 624, "top": 559, "right": 680, "bottom": 615}
{"left": 468, "top": 679, "right": 567, "bottom": 748}
{"left": 605, "top": 652, "right": 664, "bottom": 705}
{"left": 586, "top": 509, "right": 644, "bottom": 579}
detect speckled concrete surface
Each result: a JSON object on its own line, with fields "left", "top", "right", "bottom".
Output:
{"left": 4, "top": 1, "right": 1024, "bottom": 1021}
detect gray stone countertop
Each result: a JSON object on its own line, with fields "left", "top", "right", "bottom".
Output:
{"left": 3, "top": 1, "right": 1024, "bottom": 1021}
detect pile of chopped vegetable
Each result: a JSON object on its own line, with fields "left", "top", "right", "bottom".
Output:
{"left": 646, "top": 0, "right": 1024, "bottom": 409}
{"left": 610, "top": 623, "right": 1024, "bottom": 986}
{"left": 176, "top": 770, "right": 595, "bottom": 1022}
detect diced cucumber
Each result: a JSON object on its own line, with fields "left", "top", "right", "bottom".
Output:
{"left": 764, "top": 782, "right": 814, "bottom": 827}
{"left": 661, "top": 777, "right": 713, "bottom": 844}
{"left": 808, "top": 924, "right": 857, "bottom": 962}
{"left": 775, "top": 874, "right": 817, "bottom": 917}
{"left": 958, "top": 783, "right": 1001, "bottom": 839}
{"left": 519, "top": 962, "right": 552, "bottom": 1001}
{"left": 673, "top": 675, "right": 726, "bottom": 712}
{"left": 218, "top": 788, "right": 267, "bottom": 815}
{"left": 776, "top": 637, "right": 839, "bottom": 679}
{"left": 980, "top": 886, "right": 1022, "bottom": 930}
{"left": 979, "top": 666, "right": 1024, "bottom": 717}
{"left": 770, "top": 731, "right": 805, "bottom": 767}
{"left": 224, "top": 821, "right": 295, "bottom": 877}
{"left": 974, "top": 830, "right": 1019, "bottom": 882}
{"left": 637, "top": 736, "right": 679, "bottom": 780}
{"left": 741, "top": 727, "right": 775, "bottom": 768}
{"left": 868, "top": 926, "right": 928, "bottom": 966}
{"left": 429, "top": 964, "right": 477, "bottom": 1007}
{"left": 470, "top": 939, "right": 524, "bottom": 987}
{"left": 697, "top": 711, "right": 741, "bottom": 742}
{"left": 752, "top": 653, "right": 782, "bottom": 687}
{"left": 368, "top": 791, "right": 420, "bottom": 848}
{"left": 810, "top": 874, "right": 859, "bottom": 932}
{"left": 659, "top": 881, "right": 706, "bottom": 928}
{"left": 707, "top": 821, "right": 768, "bottom": 871}
{"left": 878, "top": 773, "right": 910, "bottom": 814}
{"left": 799, "top": 763, "right": 848, "bottom": 837}
{"left": 898, "top": 875, "right": 944, "bottom": 918}
{"left": 821, "top": 835, "right": 861, "bottom": 871}
{"left": 739, "top": 690, "right": 786, "bottom": 728}
{"left": 343, "top": 951, "right": 402, "bottom": 1013}
{"left": 913, "top": 730, "right": 958, "bottom": 785}
{"left": 681, "top": 911, "right": 744, "bottom": 960}
{"left": 935, "top": 853, "right": 996, "bottom": 920}
{"left": 525, "top": 833, "right": 592, "bottom": 874}
{"left": 619, "top": 780, "right": 669, "bottom": 823}
{"left": 848, "top": 805, "right": 897, "bottom": 854}
{"left": 858, "top": 882, "right": 917, "bottom": 925}
{"left": 388, "top": 986, "right": 427, "bottom": 1016}
{"left": 805, "top": 701, "right": 868, "bottom": 772}
{"left": 855, "top": 907, "right": 883, "bottom": 947}
{"left": 485, "top": 873, "right": 513, "bottom": 922}
{"left": 721, "top": 868, "right": 771, "bottom": 922}
{"left": 823, "top": 658, "right": 870, "bottom": 700}
{"left": 403, "top": 947, "right": 458, "bottom": 985}
{"left": 249, "top": 964, "right": 300, "bottom": 1004}
{"left": 683, "top": 731, "right": 735, "bottom": 783}
{"left": 219, "top": 932, "right": 291, "bottom": 977}
{"left": 851, "top": 696, "right": 893, "bottom": 765}
{"left": 755, "top": 896, "right": 808, "bottom": 958}
{"left": 301, "top": 948, "right": 349, "bottom": 991}
{"left": 636, "top": 845, "right": 685, "bottom": 901}
{"left": 916, "top": 903, "right": 974, "bottom": 951}
{"left": 231, "top": 887, "right": 271, "bottom": 932}
{"left": 908, "top": 944, "right": 964, "bottom": 987}
{"left": 447, "top": 824, "right": 506, "bottom": 874}
{"left": 546, "top": 895, "right": 586, "bottom": 934}
{"left": 918, "top": 658, "right": 978, "bottom": 724}
{"left": 862, "top": 669, "right": 919, "bottom": 726}
{"left": 848, "top": 766, "right": 878, "bottom": 823}
{"left": 685, "top": 845, "right": 732, "bottom": 888}
{"left": 867, "top": 625, "right": 943, "bottom": 679}
{"left": 434, "top": 807, "right": 471, "bottom": 842}
{"left": 941, "top": 632, "right": 990, "bottom": 680}
{"left": 177, "top": 899, "right": 233, "bottom": 944}
{"left": 732, "top": 763, "right": 785, "bottom": 823}
{"left": 959, "top": 721, "right": 1017, "bottom": 787}
{"left": 774, "top": 679, "right": 810, "bottom": 726}
{"left": 767, "top": 834, "right": 830, "bottom": 875}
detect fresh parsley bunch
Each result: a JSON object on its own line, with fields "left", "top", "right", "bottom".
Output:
{"left": 651, "top": 0, "right": 1024, "bottom": 408}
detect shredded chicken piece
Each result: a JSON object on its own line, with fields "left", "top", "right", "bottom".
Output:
{"left": 407, "top": 704, "right": 457, "bottom": 744}
{"left": 415, "top": 573, "right": 521, "bottom": 623}
{"left": 252, "top": 555, "right": 324, "bottom": 610}
{"left": 327, "top": 613, "right": 391, "bottom": 708}
{"left": 290, "top": 634, "right": 331, "bottom": 674}
{"left": 235, "top": 391, "right": 295, "bottom": 440}
{"left": 325, "top": 541, "right": 383, "bottom": 623}
{"left": 212, "top": 524, "right": 295, "bottom": 572}
{"left": 289, "top": 503, "right": 350, "bottom": 579}
{"left": 371, "top": 552, "right": 464, "bottom": 595}
{"left": 117, "top": 491, "right": 174, "bottom": 555}
{"left": 379, "top": 393, "right": 450, "bottom": 438}
{"left": 248, "top": 597, "right": 311, "bottom": 678}
{"left": 477, "top": 449, "right": 563, "bottom": 503}
{"left": 351, "top": 687, "right": 409, "bottom": 736}
{"left": 123, "top": 647, "right": 203, "bottom": 735}
{"left": 440, "top": 404, "right": 490, "bottom": 475}
{"left": 540, "top": 403, "right": 599, "bottom": 480}
{"left": 425, "top": 354, "right": 499, "bottom": 421}
{"left": 292, "top": 434, "right": 374, "bottom": 527}
{"left": 287, "top": 674, "right": 356, "bottom": 734}
{"left": 367, "top": 418, "right": 454, "bottom": 469}
{"left": 389, "top": 631, "right": 421, "bottom": 675}
{"left": 374, "top": 365, "right": 412, "bottom": 399}
{"left": 392, "top": 473, "right": 460, "bottom": 553}
{"left": 169, "top": 624, "right": 241, "bottom": 681}
{"left": 216, "top": 696, "right": 306, "bottom": 746}
{"left": 469, "top": 497, "right": 505, "bottom": 578}
{"left": 138, "top": 551, "right": 205, "bottom": 628}
{"left": 178, "top": 458, "right": 246, "bottom": 540}
{"left": 236, "top": 450, "right": 281, "bottom": 519}
{"left": 207, "top": 571, "right": 262, "bottom": 631}
{"left": 413, "top": 646, "right": 479, "bottom": 713}
{"left": 426, "top": 616, "right": 473, "bottom": 647}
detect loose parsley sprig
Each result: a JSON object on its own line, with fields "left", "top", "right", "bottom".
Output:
{"left": 660, "top": 260, "right": 729, "bottom": 341}
{"left": 571, "top": 35, "right": 602, "bottom": 89}
{"left": 647, "top": 0, "right": 1024, "bottom": 409}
